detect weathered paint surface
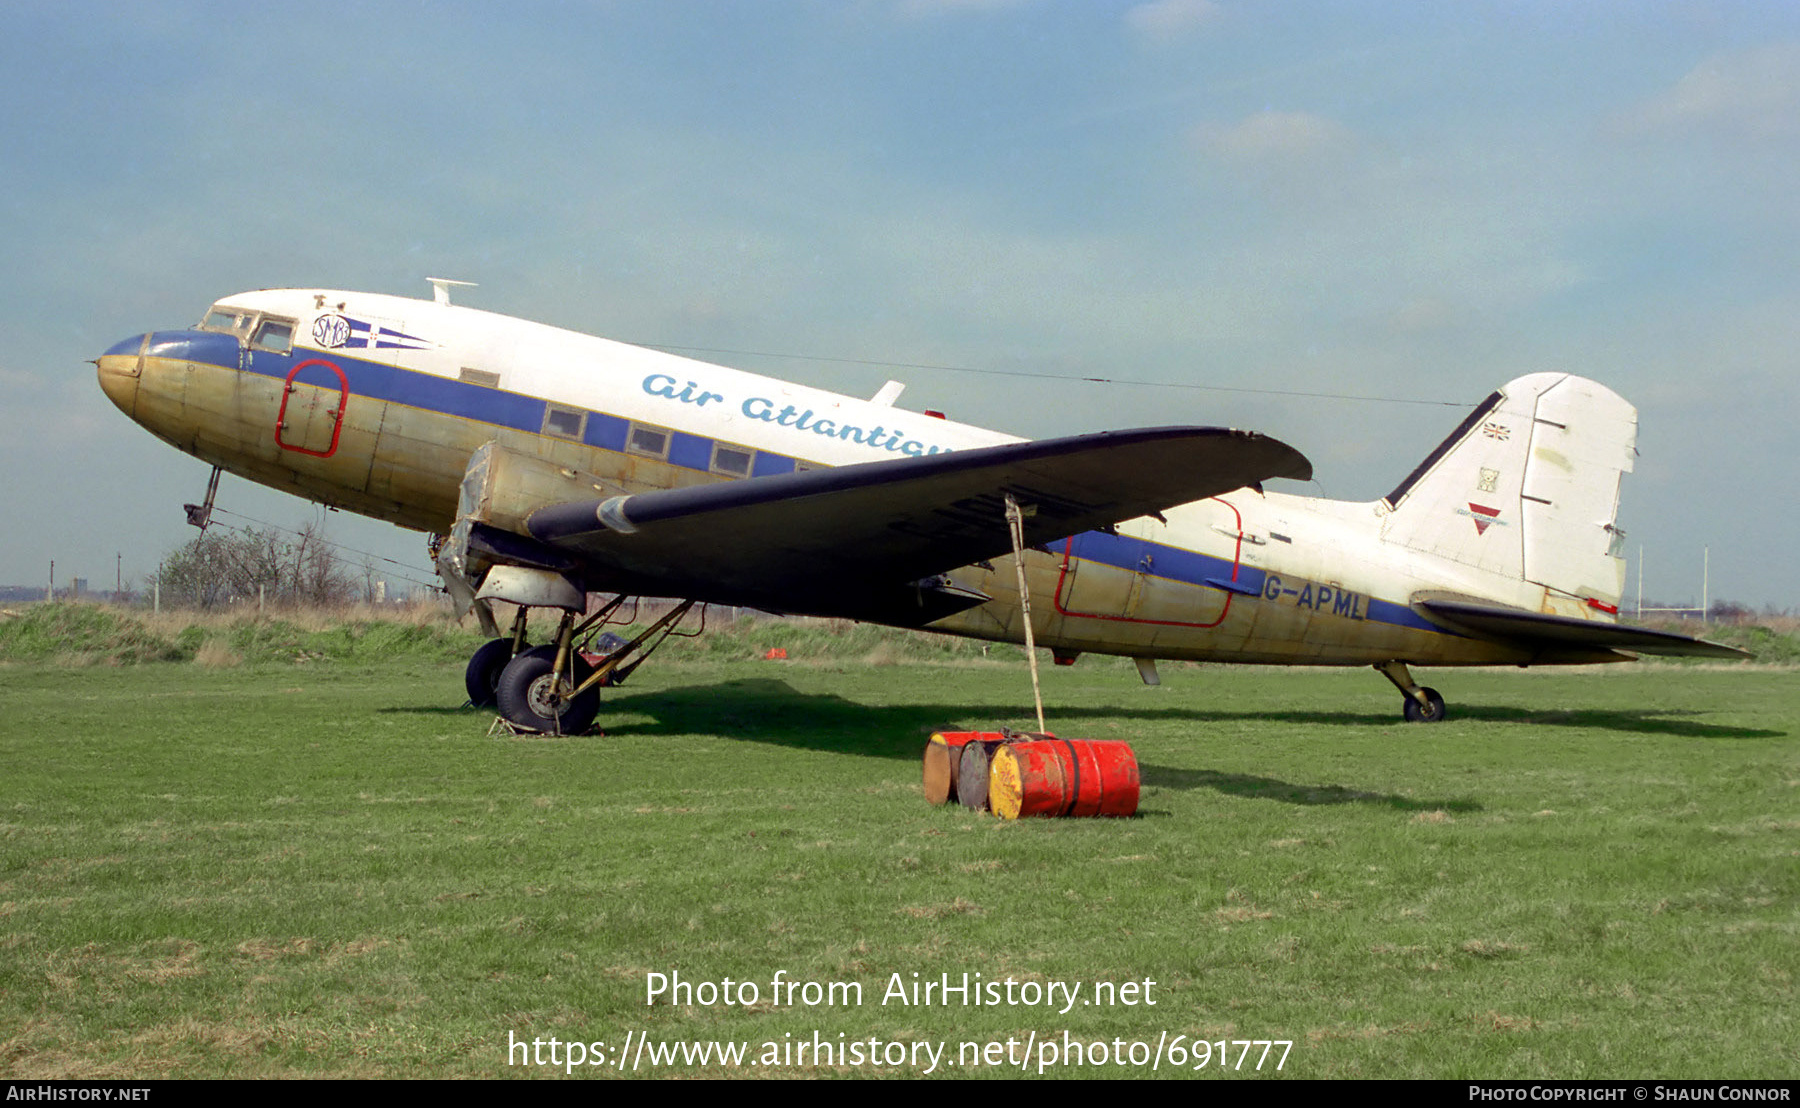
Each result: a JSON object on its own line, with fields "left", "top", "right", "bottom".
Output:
{"left": 98, "top": 288, "right": 1649, "bottom": 672}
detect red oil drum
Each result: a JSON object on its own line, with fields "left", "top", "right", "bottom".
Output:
{"left": 922, "top": 731, "right": 1003, "bottom": 806}
{"left": 989, "top": 739, "right": 1140, "bottom": 819}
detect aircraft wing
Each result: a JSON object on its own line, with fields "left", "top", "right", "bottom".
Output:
{"left": 1416, "top": 598, "right": 1751, "bottom": 660}
{"left": 522, "top": 426, "right": 1311, "bottom": 624}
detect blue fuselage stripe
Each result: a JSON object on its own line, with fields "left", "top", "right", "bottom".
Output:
{"left": 1367, "top": 597, "right": 1446, "bottom": 634}
{"left": 1068, "top": 530, "right": 1263, "bottom": 596}
{"left": 154, "top": 329, "right": 1443, "bottom": 637}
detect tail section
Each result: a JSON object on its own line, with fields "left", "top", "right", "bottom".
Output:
{"left": 1379, "top": 373, "right": 1636, "bottom": 612}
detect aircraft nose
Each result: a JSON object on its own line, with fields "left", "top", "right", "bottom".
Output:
{"left": 96, "top": 333, "right": 148, "bottom": 416}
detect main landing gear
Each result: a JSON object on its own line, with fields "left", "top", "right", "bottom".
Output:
{"left": 465, "top": 606, "right": 531, "bottom": 707}
{"left": 1375, "top": 660, "right": 1447, "bottom": 723}
{"left": 462, "top": 590, "right": 699, "bottom": 735}
{"left": 497, "top": 643, "right": 601, "bottom": 735}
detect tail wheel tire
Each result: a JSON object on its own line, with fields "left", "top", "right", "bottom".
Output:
{"left": 464, "top": 638, "right": 516, "bottom": 708}
{"left": 496, "top": 644, "right": 600, "bottom": 734}
{"left": 1402, "top": 687, "right": 1447, "bottom": 723}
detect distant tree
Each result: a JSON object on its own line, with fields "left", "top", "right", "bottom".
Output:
{"left": 150, "top": 521, "right": 356, "bottom": 609}
{"left": 356, "top": 553, "right": 382, "bottom": 605}
{"left": 281, "top": 520, "right": 354, "bottom": 606}
{"left": 223, "top": 528, "right": 284, "bottom": 601}
{"left": 152, "top": 530, "right": 255, "bottom": 609}
{"left": 1709, "top": 599, "right": 1753, "bottom": 624}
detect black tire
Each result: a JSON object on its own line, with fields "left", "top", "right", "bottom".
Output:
{"left": 464, "top": 638, "right": 515, "bottom": 708}
{"left": 496, "top": 645, "right": 600, "bottom": 734}
{"left": 1402, "top": 687, "right": 1447, "bottom": 723}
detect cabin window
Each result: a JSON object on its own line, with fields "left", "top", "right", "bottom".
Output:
{"left": 250, "top": 318, "right": 294, "bottom": 353}
{"left": 460, "top": 367, "right": 501, "bottom": 389}
{"left": 793, "top": 460, "right": 823, "bottom": 473}
{"left": 543, "top": 404, "right": 587, "bottom": 440}
{"left": 711, "top": 443, "right": 753, "bottom": 477}
{"left": 627, "top": 422, "right": 670, "bottom": 459}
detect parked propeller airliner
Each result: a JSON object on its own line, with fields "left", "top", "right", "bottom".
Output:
{"left": 97, "top": 282, "right": 1745, "bottom": 733}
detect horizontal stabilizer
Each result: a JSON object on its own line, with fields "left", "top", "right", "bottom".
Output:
{"left": 524, "top": 426, "right": 1310, "bottom": 620}
{"left": 1417, "top": 598, "right": 1750, "bottom": 660}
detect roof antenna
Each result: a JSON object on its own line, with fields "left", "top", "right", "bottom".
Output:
{"left": 427, "top": 278, "right": 477, "bottom": 306}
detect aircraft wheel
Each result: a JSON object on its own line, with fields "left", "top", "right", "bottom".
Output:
{"left": 464, "top": 638, "right": 516, "bottom": 708}
{"left": 1402, "top": 687, "right": 1447, "bottom": 723}
{"left": 496, "top": 645, "right": 599, "bottom": 734}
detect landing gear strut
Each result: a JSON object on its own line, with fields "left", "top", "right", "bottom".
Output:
{"left": 1375, "top": 660, "right": 1446, "bottom": 723}
{"left": 480, "top": 595, "right": 698, "bottom": 735}
{"left": 184, "top": 466, "right": 222, "bottom": 531}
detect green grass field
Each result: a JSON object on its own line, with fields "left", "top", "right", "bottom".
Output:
{"left": 1, "top": 610, "right": 1795, "bottom": 1078}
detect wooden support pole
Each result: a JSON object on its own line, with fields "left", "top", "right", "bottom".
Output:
{"left": 1004, "top": 494, "right": 1047, "bottom": 735}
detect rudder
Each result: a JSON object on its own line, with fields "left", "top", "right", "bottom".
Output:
{"left": 1379, "top": 373, "right": 1636, "bottom": 612}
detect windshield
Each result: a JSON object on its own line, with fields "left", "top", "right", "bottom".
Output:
{"left": 199, "top": 305, "right": 253, "bottom": 337}
{"left": 197, "top": 305, "right": 297, "bottom": 355}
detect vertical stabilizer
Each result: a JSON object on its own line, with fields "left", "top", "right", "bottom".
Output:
{"left": 1380, "top": 373, "right": 1636, "bottom": 610}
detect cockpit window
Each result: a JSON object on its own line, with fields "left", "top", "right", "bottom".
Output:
{"left": 251, "top": 319, "right": 294, "bottom": 353}
{"left": 200, "top": 307, "right": 253, "bottom": 336}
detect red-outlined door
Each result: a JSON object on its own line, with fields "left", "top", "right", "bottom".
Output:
{"left": 1053, "top": 497, "right": 1244, "bottom": 629}
{"left": 276, "top": 358, "right": 349, "bottom": 458}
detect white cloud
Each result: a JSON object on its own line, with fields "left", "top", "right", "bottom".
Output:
{"left": 1383, "top": 297, "right": 1465, "bottom": 337}
{"left": 0, "top": 366, "right": 43, "bottom": 390}
{"left": 1193, "top": 109, "right": 1357, "bottom": 167}
{"left": 1619, "top": 42, "right": 1800, "bottom": 141}
{"left": 1125, "top": 0, "right": 1223, "bottom": 42}
{"left": 893, "top": 0, "right": 1032, "bottom": 18}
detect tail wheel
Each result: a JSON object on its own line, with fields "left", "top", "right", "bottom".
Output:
{"left": 496, "top": 645, "right": 600, "bottom": 734}
{"left": 464, "top": 638, "right": 516, "bottom": 708}
{"left": 1402, "top": 687, "right": 1447, "bottom": 723}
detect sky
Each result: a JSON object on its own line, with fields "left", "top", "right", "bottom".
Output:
{"left": 2, "top": 0, "right": 1795, "bottom": 609}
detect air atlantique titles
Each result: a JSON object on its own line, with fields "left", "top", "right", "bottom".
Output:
{"left": 641, "top": 373, "right": 951, "bottom": 457}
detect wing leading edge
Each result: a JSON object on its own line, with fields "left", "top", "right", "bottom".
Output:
{"left": 524, "top": 426, "right": 1311, "bottom": 623}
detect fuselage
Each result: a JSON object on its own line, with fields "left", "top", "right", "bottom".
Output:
{"left": 97, "top": 287, "right": 1614, "bottom": 669}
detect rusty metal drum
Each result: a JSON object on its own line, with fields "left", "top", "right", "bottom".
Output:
{"left": 922, "top": 731, "right": 1003, "bottom": 806}
{"left": 955, "top": 737, "right": 1008, "bottom": 812}
{"left": 989, "top": 738, "right": 1140, "bottom": 819}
